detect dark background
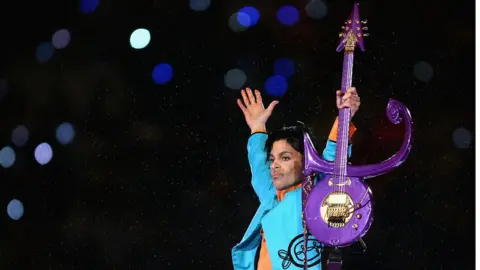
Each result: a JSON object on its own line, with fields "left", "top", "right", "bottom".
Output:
{"left": 0, "top": 0, "right": 474, "bottom": 269}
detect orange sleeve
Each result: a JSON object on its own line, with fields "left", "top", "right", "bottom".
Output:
{"left": 328, "top": 117, "right": 357, "bottom": 142}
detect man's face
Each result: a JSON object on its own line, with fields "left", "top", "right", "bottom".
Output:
{"left": 269, "top": 139, "right": 304, "bottom": 191}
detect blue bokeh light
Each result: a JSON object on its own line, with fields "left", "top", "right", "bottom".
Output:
{"left": 11, "top": 125, "right": 29, "bottom": 147}
{"left": 274, "top": 58, "right": 295, "bottom": 79}
{"left": 277, "top": 5, "right": 300, "bottom": 26}
{"left": 152, "top": 63, "right": 173, "bottom": 85}
{"left": 36, "top": 42, "right": 55, "bottom": 63}
{"left": 190, "top": 0, "right": 211, "bottom": 11}
{"left": 7, "top": 199, "right": 24, "bottom": 221}
{"left": 56, "top": 122, "right": 76, "bottom": 145}
{"left": 237, "top": 6, "right": 260, "bottom": 27}
{"left": 80, "top": 0, "right": 99, "bottom": 14}
{"left": 0, "top": 146, "right": 15, "bottom": 168}
{"left": 265, "top": 75, "right": 288, "bottom": 97}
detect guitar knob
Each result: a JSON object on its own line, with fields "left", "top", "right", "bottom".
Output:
{"left": 352, "top": 224, "right": 358, "bottom": 230}
{"left": 339, "top": 33, "right": 344, "bottom": 37}
{"left": 356, "top": 214, "right": 362, "bottom": 219}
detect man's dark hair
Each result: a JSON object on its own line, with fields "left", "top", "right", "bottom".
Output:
{"left": 264, "top": 121, "right": 319, "bottom": 162}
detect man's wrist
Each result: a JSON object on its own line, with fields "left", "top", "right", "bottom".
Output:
{"left": 250, "top": 125, "right": 267, "bottom": 134}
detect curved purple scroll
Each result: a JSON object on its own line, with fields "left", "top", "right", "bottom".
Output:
{"left": 303, "top": 98, "right": 413, "bottom": 179}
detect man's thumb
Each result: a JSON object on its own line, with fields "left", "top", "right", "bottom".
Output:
{"left": 266, "top": 100, "right": 279, "bottom": 114}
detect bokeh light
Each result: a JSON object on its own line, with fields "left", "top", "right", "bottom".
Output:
{"left": 130, "top": 28, "right": 151, "bottom": 49}
{"left": 7, "top": 199, "right": 24, "bottom": 221}
{"left": 189, "top": 0, "right": 211, "bottom": 11}
{"left": 52, "top": 29, "right": 71, "bottom": 49}
{"left": 305, "top": 0, "right": 328, "bottom": 19}
{"left": 277, "top": 5, "right": 300, "bottom": 26}
{"left": 11, "top": 125, "right": 29, "bottom": 147}
{"left": 152, "top": 63, "right": 173, "bottom": 84}
{"left": 36, "top": 42, "right": 55, "bottom": 63}
{"left": 413, "top": 61, "right": 434, "bottom": 83}
{"left": 0, "top": 146, "right": 15, "bottom": 168}
{"left": 80, "top": 0, "right": 99, "bottom": 14}
{"left": 237, "top": 6, "right": 260, "bottom": 27}
{"left": 273, "top": 58, "right": 295, "bottom": 79}
{"left": 56, "top": 122, "right": 76, "bottom": 145}
{"left": 265, "top": 75, "right": 288, "bottom": 97}
{"left": 34, "top": 142, "right": 53, "bottom": 165}
{"left": 452, "top": 127, "right": 471, "bottom": 149}
{"left": 229, "top": 13, "right": 249, "bottom": 32}
{"left": 224, "top": 69, "right": 247, "bottom": 90}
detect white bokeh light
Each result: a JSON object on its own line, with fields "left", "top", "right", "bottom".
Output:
{"left": 130, "top": 28, "right": 151, "bottom": 49}
{"left": 34, "top": 142, "right": 53, "bottom": 165}
{"left": 224, "top": 68, "right": 247, "bottom": 90}
{"left": 52, "top": 29, "right": 71, "bottom": 49}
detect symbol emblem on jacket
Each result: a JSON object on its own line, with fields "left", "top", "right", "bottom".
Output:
{"left": 277, "top": 233, "right": 322, "bottom": 269}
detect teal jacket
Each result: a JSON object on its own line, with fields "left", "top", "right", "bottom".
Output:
{"left": 231, "top": 132, "right": 352, "bottom": 270}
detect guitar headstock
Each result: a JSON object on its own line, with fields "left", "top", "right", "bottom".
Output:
{"left": 336, "top": 3, "right": 368, "bottom": 52}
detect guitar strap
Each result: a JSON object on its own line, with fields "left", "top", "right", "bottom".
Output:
{"left": 301, "top": 173, "right": 313, "bottom": 270}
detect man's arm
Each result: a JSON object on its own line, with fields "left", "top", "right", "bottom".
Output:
{"left": 247, "top": 132, "right": 275, "bottom": 203}
{"left": 322, "top": 117, "right": 357, "bottom": 161}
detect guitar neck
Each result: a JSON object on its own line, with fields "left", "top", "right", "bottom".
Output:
{"left": 334, "top": 51, "right": 355, "bottom": 178}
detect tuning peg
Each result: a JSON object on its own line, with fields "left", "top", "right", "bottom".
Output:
{"left": 362, "top": 27, "right": 369, "bottom": 30}
{"left": 339, "top": 33, "right": 344, "bottom": 37}
{"left": 355, "top": 20, "right": 360, "bottom": 24}
{"left": 347, "top": 20, "right": 352, "bottom": 24}
{"left": 363, "top": 33, "right": 369, "bottom": 37}
{"left": 361, "top": 19, "right": 368, "bottom": 24}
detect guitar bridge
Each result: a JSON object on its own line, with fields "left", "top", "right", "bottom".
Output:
{"left": 327, "top": 204, "right": 348, "bottom": 227}
{"left": 320, "top": 192, "right": 355, "bottom": 226}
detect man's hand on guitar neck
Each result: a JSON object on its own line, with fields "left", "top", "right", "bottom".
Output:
{"left": 336, "top": 87, "right": 361, "bottom": 121}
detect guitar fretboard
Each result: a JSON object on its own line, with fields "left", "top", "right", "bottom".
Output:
{"left": 333, "top": 51, "right": 354, "bottom": 181}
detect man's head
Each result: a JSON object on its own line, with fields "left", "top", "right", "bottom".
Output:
{"left": 265, "top": 123, "right": 318, "bottom": 191}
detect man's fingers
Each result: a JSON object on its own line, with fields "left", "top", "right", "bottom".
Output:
{"left": 237, "top": 99, "right": 247, "bottom": 113}
{"left": 246, "top": 88, "right": 256, "bottom": 104}
{"left": 241, "top": 89, "right": 250, "bottom": 106}
{"left": 254, "top": 89, "right": 263, "bottom": 105}
{"left": 347, "top": 87, "right": 357, "bottom": 94}
{"left": 336, "top": 90, "right": 342, "bottom": 107}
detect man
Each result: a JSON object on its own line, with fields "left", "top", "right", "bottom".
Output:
{"left": 232, "top": 87, "right": 361, "bottom": 269}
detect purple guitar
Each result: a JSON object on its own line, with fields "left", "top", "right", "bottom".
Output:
{"left": 300, "top": 2, "right": 413, "bottom": 266}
